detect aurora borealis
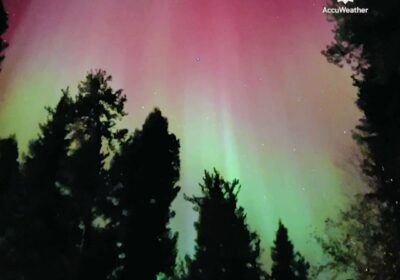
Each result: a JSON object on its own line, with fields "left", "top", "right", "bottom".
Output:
{"left": 0, "top": 0, "right": 364, "bottom": 268}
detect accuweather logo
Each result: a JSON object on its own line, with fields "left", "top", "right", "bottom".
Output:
{"left": 323, "top": 0, "right": 369, "bottom": 14}
{"left": 338, "top": 0, "right": 354, "bottom": 4}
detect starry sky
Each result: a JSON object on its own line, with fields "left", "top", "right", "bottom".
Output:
{"left": 0, "top": 0, "right": 364, "bottom": 268}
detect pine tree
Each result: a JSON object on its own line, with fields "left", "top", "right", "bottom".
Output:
{"left": 185, "top": 170, "right": 266, "bottom": 280}
{"left": 111, "top": 108, "right": 180, "bottom": 280}
{"left": 271, "top": 221, "right": 309, "bottom": 280}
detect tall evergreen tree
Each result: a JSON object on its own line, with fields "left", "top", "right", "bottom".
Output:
{"left": 20, "top": 91, "right": 75, "bottom": 280}
{"left": 271, "top": 222, "right": 295, "bottom": 280}
{"left": 0, "top": 71, "right": 125, "bottom": 279}
{"left": 185, "top": 170, "right": 265, "bottom": 280}
{"left": 111, "top": 108, "right": 180, "bottom": 280}
{"left": 65, "top": 70, "right": 126, "bottom": 280}
{"left": 271, "top": 221, "right": 309, "bottom": 280}
{"left": 14, "top": 71, "right": 126, "bottom": 280}
{"left": 322, "top": 0, "right": 400, "bottom": 277}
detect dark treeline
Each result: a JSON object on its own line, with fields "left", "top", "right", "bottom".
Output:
{"left": 0, "top": 69, "right": 309, "bottom": 280}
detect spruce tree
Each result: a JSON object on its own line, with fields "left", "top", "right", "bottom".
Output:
{"left": 111, "top": 108, "right": 180, "bottom": 280}
{"left": 271, "top": 221, "right": 309, "bottom": 280}
{"left": 185, "top": 170, "right": 265, "bottom": 280}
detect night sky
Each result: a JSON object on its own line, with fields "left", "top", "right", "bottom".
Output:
{"left": 0, "top": 0, "right": 365, "bottom": 268}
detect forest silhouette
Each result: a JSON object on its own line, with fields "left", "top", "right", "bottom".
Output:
{"left": 1, "top": 0, "right": 400, "bottom": 279}
{"left": 0, "top": 69, "right": 309, "bottom": 280}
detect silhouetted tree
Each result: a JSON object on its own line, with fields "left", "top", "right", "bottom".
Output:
{"left": 0, "top": 0, "right": 8, "bottom": 69}
{"left": 184, "top": 170, "right": 266, "bottom": 280}
{"left": 271, "top": 222, "right": 295, "bottom": 280}
{"left": 111, "top": 108, "right": 180, "bottom": 280}
{"left": 1, "top": 70, "right": 126, "bottom": 280}
{"left": 271, "top": 221, "right": 309, "bottom": 280}
{"left": 20, "top": 91, "right": 75, "bottom": 280}
{"left": 65, "top": 70, "right": 126, "bottom": 280}
{"left": 15, "top": 71, "right": 126, "bottom": 280}
{"left": 323, "top": 0, "right": 400, "bottom": 276}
